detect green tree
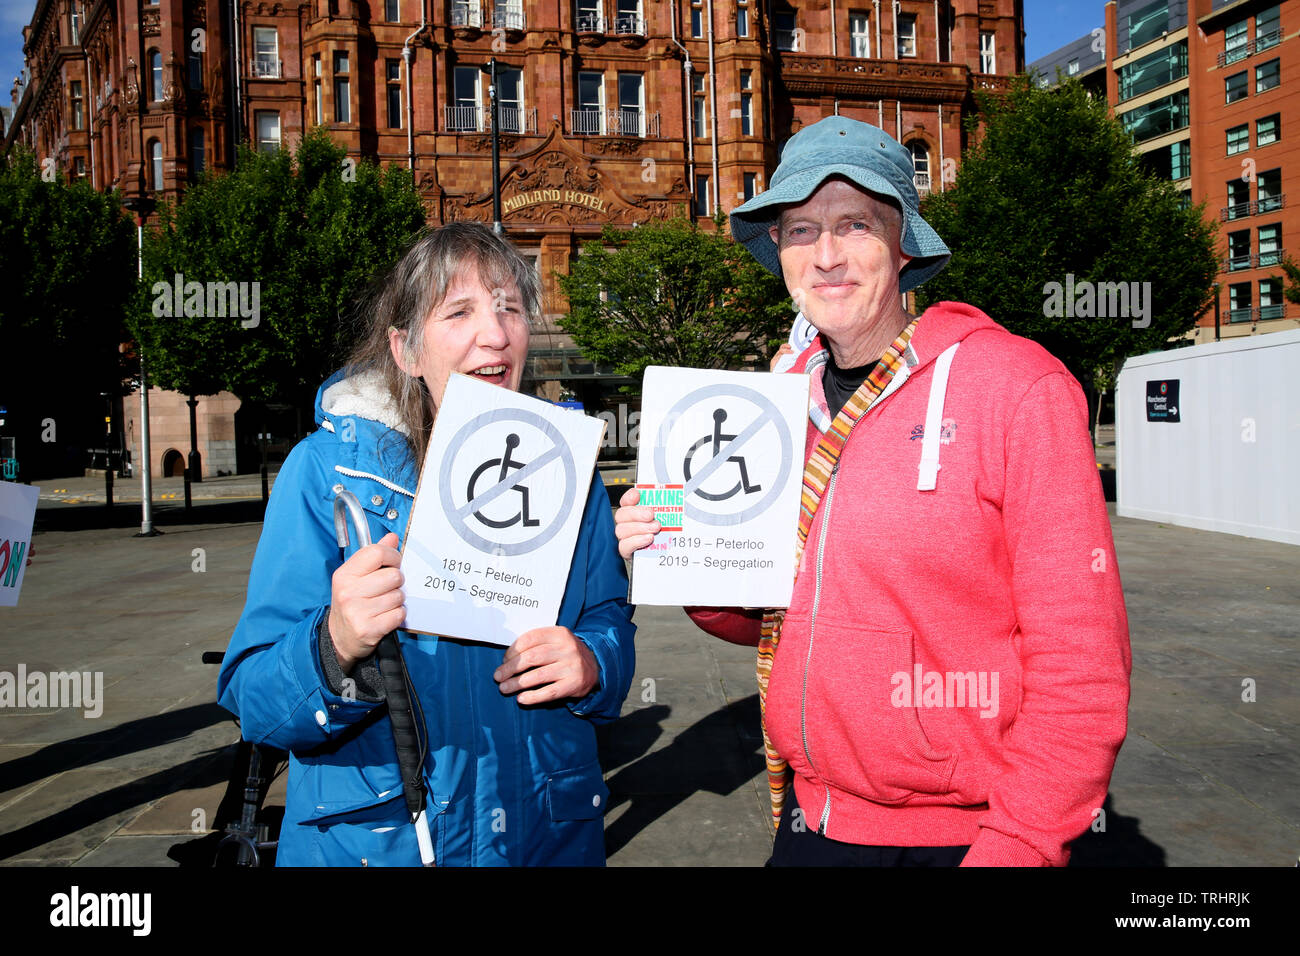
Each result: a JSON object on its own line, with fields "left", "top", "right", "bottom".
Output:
{"left": 129, "top": 127, "right": 427, "bottom": 410}
{"left": 915, "top": 75, "right": 1218, "bottom": 419}
{"left": 0, "top": 146, "right": 135, "bottom": 477}
{"left": 1280, "top": 255, "right": 1300, "bottom": 306}
{"left": 556, "top": 214, "right": 792, "bottom": 383}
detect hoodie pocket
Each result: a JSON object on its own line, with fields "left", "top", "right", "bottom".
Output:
{"left": 801, "top": 621, "right": 958, "bottom": 805}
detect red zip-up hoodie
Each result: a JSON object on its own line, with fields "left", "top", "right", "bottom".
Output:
{"left": 689, "top": 302, "right": 1131, "bottom": 866}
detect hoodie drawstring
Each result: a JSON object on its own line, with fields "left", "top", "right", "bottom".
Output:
{"left": 917, "top": 343, "right": 960, "bottom": 492}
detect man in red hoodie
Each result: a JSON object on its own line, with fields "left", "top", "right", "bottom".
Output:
{"left": 615, "top": 116, "right": 1131, "bottom": 866}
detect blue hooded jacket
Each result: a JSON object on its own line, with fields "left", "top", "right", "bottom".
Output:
{"left": 217, "top": 368, "right": 636, "bottom": 866}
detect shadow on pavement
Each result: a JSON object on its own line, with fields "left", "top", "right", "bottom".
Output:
{"left": 0, "top": 702, "right": 235, "bottom": 862}
{"left": 1, "top": 702, "right": 232, "bottom": 795}
{"left": 597, "top": 694, "right": 765, "bottom": 857}
{"left": 0, "top": 744, "right": 233, "bottom": 862}
{"left": 1067, "top": 794, "right": 1165, "bottom": 866}
{"left": 34, "top": 499, "right": 268, "bottom": 534}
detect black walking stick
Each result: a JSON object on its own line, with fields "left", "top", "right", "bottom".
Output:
{"left": 333, "top": 490, "right": 435, "bottom": 866}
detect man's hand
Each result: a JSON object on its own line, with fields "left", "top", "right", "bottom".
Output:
{"left": 495, "top": 626, "right": 599, "bottom": 705}
{"left": 769, "top": 343, "right": 794, "bottom": 371}
{"left": 613, "top": 487, "right": 661, "bottom": 560}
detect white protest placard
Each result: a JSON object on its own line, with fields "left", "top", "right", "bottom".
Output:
{"left": 0, "top": 482, "right": 40, "bottom": 607}
{"left": 631, "top": 366, "right": 809, "bottom": 608}
{"left": 399, "top": 373, "right": 605, "bottom": 646}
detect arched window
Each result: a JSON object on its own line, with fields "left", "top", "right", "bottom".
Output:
{"left": 148, "top": 139, "right": 163, "bottom": 189}
{"left": 149, "top": 49, "right": 163, "bottom": 101}
{"left": 908, "top": 141, "right": 930, "bottom": 195}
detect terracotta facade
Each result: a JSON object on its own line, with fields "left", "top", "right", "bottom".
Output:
{"left": 9, "top": 0, "right": 1024, "bottom": 474}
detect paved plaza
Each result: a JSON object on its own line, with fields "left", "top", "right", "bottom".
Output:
{"left": 0, "top": 464, "right": 1296, "bottom": 867}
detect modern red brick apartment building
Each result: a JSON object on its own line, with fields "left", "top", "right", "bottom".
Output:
{"left": 6, "top": 0, "right": 1023, "bottom": 477}
{"left": 1031, "top": 0, "right": 1299, "bottom": 345}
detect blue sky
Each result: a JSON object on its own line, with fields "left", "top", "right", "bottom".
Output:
{"left": 0, "top": 0, "right": 1101, "bottom": 122}
{"left": 1024, "top": 0, "right": 1106, "bottom": 61}
{"left": 1, "top": 1, "right": 37, "bottom": 117}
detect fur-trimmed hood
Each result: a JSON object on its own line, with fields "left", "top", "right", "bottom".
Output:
{"left": 314, "top": 367, "right": 410, "bottom": 437}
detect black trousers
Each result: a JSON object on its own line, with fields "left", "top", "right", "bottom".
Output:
{"left": 768, "top": 787, "right": 970, "bottom": 866}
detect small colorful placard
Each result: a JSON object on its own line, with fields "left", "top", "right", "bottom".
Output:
{"left": 0, "top": 482, "right": 39, "bottom": 608}
{"left": 630, "top": 366, "right": 810, "bottom": 608}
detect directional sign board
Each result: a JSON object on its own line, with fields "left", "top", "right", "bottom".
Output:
{"left": 0, "top": 482, "right": 39, "bottom": 608}
{"left": 399, "top": 373, "right": 605, "bottom": 646}
{"left": 631, "top": 366, "right": 810, "bottom": 608}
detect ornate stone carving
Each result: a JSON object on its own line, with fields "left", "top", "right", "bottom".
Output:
{"left": 162, "top": 52, "right": 185, "bottom": 108}
{"left": 589, "top": 138, "right": 642, "bottom": 155}
{"left": 467, "top": 134, "right": 521, "bottom": 152}
{"left": 142, "top": 8, "right": 161, "bottom": 37}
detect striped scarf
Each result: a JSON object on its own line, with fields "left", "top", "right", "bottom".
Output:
{"left": 757, "top": 319, "right": 919, "bottom": 829}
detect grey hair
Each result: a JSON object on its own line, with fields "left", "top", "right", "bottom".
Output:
{"left": 344, "top": 221, "right": 541, "bottom": 467}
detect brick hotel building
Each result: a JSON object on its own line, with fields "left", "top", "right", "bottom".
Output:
{"left": 1031, "top": 0, "right": 1300, "bottom": 345}
{"left": 6, "top": 0, "right": 1023, "bottom": 478}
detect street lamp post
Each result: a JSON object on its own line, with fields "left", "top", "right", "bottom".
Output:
{"left": 482, "top": 58, "right": 504, "bottom": 236}
{"left": 124, "top": 194, "right": 160, "bottom": 537}
{"left": 101, "top": 391, "right": 113, "bottom": 508}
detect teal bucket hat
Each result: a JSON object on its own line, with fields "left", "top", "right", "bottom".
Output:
{"left": 730, "top": 116, "right": 951, "bottom": 294}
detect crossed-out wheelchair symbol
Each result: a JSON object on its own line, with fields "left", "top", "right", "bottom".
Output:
{"left": 683, "top": 409, "right": 762, "bottom": 502}
{"left": 652, "top": 384, "right": 792, "bottom": 528}
{"left": 439, "top": 408, "right": 576, "bottom": 557}
{"left": 467, "top": 433, "right": 539, "bottom": 529}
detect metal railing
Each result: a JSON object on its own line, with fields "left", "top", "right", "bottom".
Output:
{"left": 571, "top": 107, "right": 659, "bottom": 137}
{"left": 1257, "top": 193, "right": 1286, "bottom": 214}
{"left": 498, "top": 105, "right": 537, "bottom": 134}
{"left": 1229, "top": 303, "right": 1287, "bottom": 323}
{"left": 1222, "top": 200, "right": 1254, "bottom": 221}
{"left": 1217, "top": 30, "right": 1282, "bottom": 68}
{"left": 251, "top": 58, "right": 282, "bottom": 79}
{"left": 613, "top": 13, "right": 645, "bottom": 35}
{"left": 914, "top": 171, "right": 930, "bottom": 195}
{"left": 575, "top": 11, "right": 604, "bottom": 32}
{"left": 1221, "top": 249, "right": 1286, "bottom": 271}
{"left": 445, "top": 105, "right": 482, "bottom": 132}
{"left": 443, "top": 105, "right": 537, "bottom": 134}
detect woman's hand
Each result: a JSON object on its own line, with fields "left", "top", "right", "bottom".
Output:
{"left": 613, "top": 487, "right": 661, "bottom": 560}
{"left": 328, "top": 531, "right": 405, "bottom": 675}
{"left": 495, "top": 627, "right": 599, "bottom": 705}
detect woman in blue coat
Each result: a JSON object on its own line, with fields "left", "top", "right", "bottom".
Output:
{"left": 217, "top": 223, "right": 636, "bottom": 866}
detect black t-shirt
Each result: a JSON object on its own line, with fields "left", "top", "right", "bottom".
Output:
{"left": 823, "top": 352, "right": 880, "bottom": 419}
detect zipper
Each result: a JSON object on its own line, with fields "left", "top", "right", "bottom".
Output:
{"left": 801, "top": 457, "right": 841, "bottom": 836}
{"left": 800, "top": 396, "right": 882, "bottom": 837}
{"left": 332, "top": 464, "right": 416, "bottom": 498}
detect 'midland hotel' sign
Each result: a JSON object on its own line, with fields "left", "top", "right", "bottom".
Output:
{"left": 502, "top": 188, "right": 608, "bottom": 214}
